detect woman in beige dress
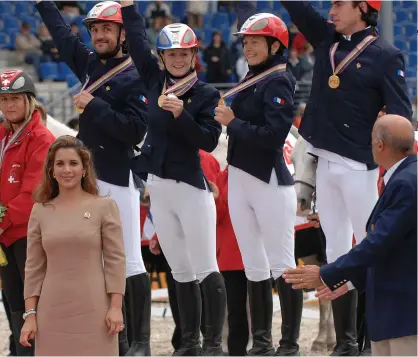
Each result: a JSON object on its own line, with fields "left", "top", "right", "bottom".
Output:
{"left": 20, "top": 135, "right": 126, "bottom": 356}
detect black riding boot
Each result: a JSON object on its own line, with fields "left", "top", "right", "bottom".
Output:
{"left": 330, "top": 290, "right": 359, "bottom": 356}
{"left": 173, "top": 280, "right": 203, "bottom": 356}
{"left": 11, "top": 310, "right": 34, "bottom": 356}
{"left": 125, "top": 273, "right": 152, "bottom": 356}
{"left": 248, "top": 279, "right": 275, "bottom": 356}
{"left": 275, "top": 277, "right": 303, "bottom": 356}
{"left": 200, "top": 272, "right": 227, "bottom": 356}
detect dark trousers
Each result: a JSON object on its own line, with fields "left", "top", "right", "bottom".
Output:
{"left": 222, "top": 270, "right": 249, "bottom": 356}
{"left": 0, "top": 239, "right": 27, "bottom": 312}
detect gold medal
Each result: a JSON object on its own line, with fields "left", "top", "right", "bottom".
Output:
{"left": 75, "top": 106, "right": 84, "bottom": 114}
{"left": 158, "top": 94, "right": 167, "bottom": 107}
{"left": 167, "top": 93, "right": 177, "bottom": 99}
{"left": 218, "top": 98, "right": 225, "bottom": 106}
{"left": 328, "top": 74, "right": 340, "bottom": 89}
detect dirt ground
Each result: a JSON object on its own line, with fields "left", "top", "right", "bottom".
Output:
{"left": 0, "top": 301, "right": 330, "bottom": 356}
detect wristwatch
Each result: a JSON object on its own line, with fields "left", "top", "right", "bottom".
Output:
{"left": 22, "top": 309, "right": 36, "bottom": 320}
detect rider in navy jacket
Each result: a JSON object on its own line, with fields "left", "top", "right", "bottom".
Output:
{"left": 121, "top": 2, "right": 226, "bottom": 356}
{"left": 281, "top": 1, "right": 412, "bottom": 168}
{"left": 36, "top": 1, "right": 148, "bottom": 187}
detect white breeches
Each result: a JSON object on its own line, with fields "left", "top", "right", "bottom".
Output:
{"left": 146, "top": 174, "right": 219, "bottom": 283}
{"left": 98, "top": 171, "right": 146, "bottom": 278}
{"left": 228, "top": 166, "right": 297, "bottom": 282}
{"left": 316, "top": 158, "right": 379, "bottom": 263}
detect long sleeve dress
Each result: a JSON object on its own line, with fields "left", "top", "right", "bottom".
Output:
{"left": 24, "top": 197, "right": 126, "bottom": 356}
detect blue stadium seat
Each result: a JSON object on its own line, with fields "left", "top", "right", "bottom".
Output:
{"left": 171, "top": 1, "right": 187, "bottom": 22}
{"left": 409, "top": 54, "right": 417, "bottom": 68}
{"left": 0, "top": 32, "right": 10, "bottom": 49}
{"left": 212, "top": 13, "right": 230, "bottom": 30}
{"left": 21, "top": 15, "right": 38, "bottom": 30}
{"left": 0, "top": 2, "right": 11, "bottom": 14}
{"left": 394, "top": 24, "right": 404, "bottom": 37}
{"left": 395, "top": 10, "right": 410, "bottom": 23}
{"left": 404, "top": 23, "right": 416, "bottom": 37}
{"left": 57, "top": 62, "right": 73, "bottom": 82}
{"left": 40, "top": 62, "right": 58, "bottom": 80}
{"left": 222, "top": 28, "right": 230, "bottom": 44}
{"left": 395, "top": 39, "right": 409, "bottom": 53}
{"left": 14, "top": 2, "right": 31, "bottom": 16}
{"left": 410, "top": 39, "right": 417, "bottom": 53}
{"left": 229, "top": 11, "right": 237, "bottom": 24}
{"left": 193, "top": 28, "right": 203, "bottom": 41}
{"left": 3, "top": 16, "right": 20, "bottom": 31}
{"left": 203, "top": 14, "right": 213, "bottom": 28}
{"left": 402, "top": 1, "right": 417, "bottom": 9}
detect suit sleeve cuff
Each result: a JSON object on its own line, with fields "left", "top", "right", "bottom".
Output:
{"left": 226, "top": 117, "right": 244, "bottom": 135}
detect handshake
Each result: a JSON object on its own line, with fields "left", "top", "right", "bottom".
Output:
{"left": 283, "top": 265, "right": 349, "bottom": 301}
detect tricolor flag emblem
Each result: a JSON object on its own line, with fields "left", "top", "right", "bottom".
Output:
{"left": 273, "top": 97, "right": 285, "bottom": 104}
{"left": 139, "top": 95, "right": 148, "bottom": 104}
{"left": 397, "top": 70, "right": 405, "bottom": 78}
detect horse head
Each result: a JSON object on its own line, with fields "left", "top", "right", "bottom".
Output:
{"left": 291, "top": 134, "right": 317, "bottom": 216}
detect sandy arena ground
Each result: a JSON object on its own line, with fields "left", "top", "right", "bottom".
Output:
{"left": 0, "top": 297, "right": 330, "bottom": 356}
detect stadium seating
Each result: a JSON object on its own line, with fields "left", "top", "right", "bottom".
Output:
{"left": 0, "top": 1, "right": 415, "bottom": 96}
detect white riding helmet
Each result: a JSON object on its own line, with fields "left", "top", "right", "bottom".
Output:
{"left": 156, "top": 23, "right": 199, "bottom": 51}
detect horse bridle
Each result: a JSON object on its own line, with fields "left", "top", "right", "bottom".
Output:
{"left": 294, "top": 180, "right": 317, "bottom": 214}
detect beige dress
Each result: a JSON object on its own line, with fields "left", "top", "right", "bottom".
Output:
{"left": 24, "top": 197, "right": 126, "bottom": 356}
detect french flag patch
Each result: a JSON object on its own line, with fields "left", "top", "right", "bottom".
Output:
{"left": 139, "top": 95, "right": 148, "bottom": 104}
{"left": 273, "top": 97, "right": 285, "bottom": 104}
{"left": 397, "top": 70, "right": 405, "bottom": 78}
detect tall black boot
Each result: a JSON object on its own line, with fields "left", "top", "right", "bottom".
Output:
{"left": 10, "top": 311, "right": 34, "bottom": 356}
{"left": 247, "top": 279, "right": 275, "bottom": 356}
{"left": 275, "top": 277, "right": 303, "bottom": 356}
{"left": 125, "top": 273, "right": 152, "bottom": 356}
{"left": 330, "top": 290, "right": 359, "bottom": 356}
{"left": 173, "top": 280, "right": 203, "bottom": 356}
{"left": 200, "top": 272, "right": 227, "bottom": 356}
{"left": 119, "top": 300, "right": 130, "bottom": 356}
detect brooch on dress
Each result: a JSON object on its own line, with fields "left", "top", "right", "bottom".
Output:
{"left": 84, "top": 212, "right": 91, "bottom": 219}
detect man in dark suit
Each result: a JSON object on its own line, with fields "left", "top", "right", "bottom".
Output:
{"left": 283, "top": 114, "right": 417, "bottom": 356}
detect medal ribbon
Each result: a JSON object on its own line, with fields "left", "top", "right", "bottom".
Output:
{"left": 0, "top": 118, "right": 32, "bottom": 168}
{"left": 84, "top": 56, "right": 134, "bottom": 94}
{"left": 162, "top": 71, "right": 198, "bottom": 97}
{"left": 329, "top": 35, "right": 377, "bottom": 75}
{"left": 220, "top": 63, "right": 287, "bottom": 101}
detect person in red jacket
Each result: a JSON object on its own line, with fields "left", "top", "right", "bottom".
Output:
{"left": 214, "top": 165, "right": 249, "bottom": 356}
{"left": 0, "top": 68, "right": 55, "bottom": 356}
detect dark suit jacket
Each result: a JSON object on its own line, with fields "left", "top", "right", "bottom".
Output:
{"left": 321, "top": 154, "right": 417, "bottom": 342}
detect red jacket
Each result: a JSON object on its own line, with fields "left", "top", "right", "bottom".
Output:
{"left": 0, "top": 111, "right": 55, "bottom": 247}
{"left": 199, "top": 149, "right": 220, "bottom": 183}
{"left": 215, "top": 166, "right": 245, "bottom": 271}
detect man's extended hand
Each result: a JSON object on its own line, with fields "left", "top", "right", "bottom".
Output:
{"left": 283, "top": 265, "right": 322, "bottom": 289}
{"left": 315, "top": 283, "right": 349, "bottom": 300}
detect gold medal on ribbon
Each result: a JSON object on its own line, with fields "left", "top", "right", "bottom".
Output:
{"left": 218, "top": 98, "right": 225, "bottom": 106}
{"left": 328, "top": 74, "right": 340, "bottom": 89}
{"left": 167, "top": 93, "right": 177, "bottom": 99}
{"left": 328, "top": 34, "right": 377, "bottom": 90}
{"left": 75, "top": 107, "right": 84, "bottom": 114}
{"left": 158, "top": 94, "right": 166, "bottom": 107}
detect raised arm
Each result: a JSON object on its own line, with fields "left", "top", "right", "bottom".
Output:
{"left": 236, "top": 1, "right": 257, "bottom": 31}
{"left": 83, "top": 77, "right": 148, "bottom": 145}
{"left": 226, "top": 77, "right": 295, "bottom": 150}
{"left": 101, "top": 198, "right": 126, "bottom": 295}
{"left": 168, "top": 88, "right": 222, "bottom": 152}
{"left": 35, "top": 1, "right": 92, "bottom": 80}
{"left": 120, "top": 1, "right": 161, "bottom": 90}
{"left": 280, "top": 1, "right": 334, "bottom": 48}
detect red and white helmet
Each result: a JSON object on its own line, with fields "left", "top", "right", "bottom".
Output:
{"left": 0, "top": 69, "right": 36, "bottom": 97}
{"left": 157, "top": 23, "right": 198, "bottom": 51}
{"left": 82, "top": 1, "right": 123, "bottom": 28}
{"left": 366, "top": 1, "right": 382, "bottom": 11}
{"left": 234, "top": 13, "right": 289, "bottom": 48}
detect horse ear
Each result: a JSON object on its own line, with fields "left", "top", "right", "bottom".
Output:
{"left": 289, "top": 125, "right": 300, "bottom": 139}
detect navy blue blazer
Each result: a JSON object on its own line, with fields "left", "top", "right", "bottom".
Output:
{"left": 227, "top": 2, "right": 296, "bottom": 185}
{"left": 36, "top": 1, "right": 148, "bottom": 187}
{"left": 321, "top": 154, "right": 417, "bottom": 342}
{"left": 280, "top": 1, "right": 412, "bottom": 168}
{"left": 121, "top": 5, "right": 221, "bottom": 190}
